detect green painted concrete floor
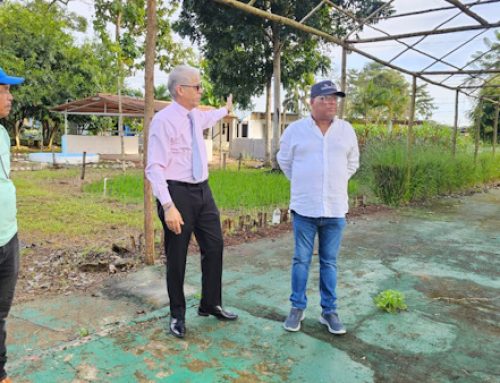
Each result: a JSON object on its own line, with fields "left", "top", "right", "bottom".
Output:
{"left": 7, "top": 189, "right": 500, "bottom": 382}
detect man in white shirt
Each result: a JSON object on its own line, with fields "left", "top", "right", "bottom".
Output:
{"left": 277, "top": 80, "right": 359, "bottom": 335}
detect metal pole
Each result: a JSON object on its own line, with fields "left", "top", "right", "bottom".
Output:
{"left": 452, "top": 89, "right": 459, "bottom": 157}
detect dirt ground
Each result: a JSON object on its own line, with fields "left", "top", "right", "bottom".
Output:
{"left": 15, "top": 195, "right": 388, "bottom": 304}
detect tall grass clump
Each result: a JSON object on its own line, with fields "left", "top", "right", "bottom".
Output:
{"left": 362, "top": 140, "right": 499, "bottom": 206}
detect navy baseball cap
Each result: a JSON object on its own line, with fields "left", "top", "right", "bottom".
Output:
{"left": 310, "top": 80, "right": 345, "bottom": 98}
{"left": 0, "top": 68, "right": 25, "bottom": 85}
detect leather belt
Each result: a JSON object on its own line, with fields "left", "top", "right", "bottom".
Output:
{"left": 167, "top": 179, "right": 208, "bottom": 188}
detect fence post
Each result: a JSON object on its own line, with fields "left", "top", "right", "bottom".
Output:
{"left": 452, "top": 89, "right": 459, "bottom": 157}
{"left": 406, "top": 76, "right": 416, "bottom": 200}
{"left": 474, "top": 100, "right": 482, "bottom": 164}
{"left": 81, "top": 151, "right": 87, "bottom": 180}
{"left": 493, "top": 103, "right": 498, "bottom": 157}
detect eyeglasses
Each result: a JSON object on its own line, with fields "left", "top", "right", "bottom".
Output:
{"left": 316, "top": 95, "right": 337, "bottom": 103}
{"left": 180, "top": 84, "right": 203, "bottom": 91}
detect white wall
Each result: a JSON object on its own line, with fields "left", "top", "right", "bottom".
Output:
{"left": 64, "top": 135, "right": 139, "bottom": 154}
{"left": 229, "top": 138, "right": 265, "bottom": 160}
{"left": 64, "top": 134, "right": 213, "bottom": 161}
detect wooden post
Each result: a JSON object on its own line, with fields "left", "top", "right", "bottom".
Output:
{"left": 238, "top": 152, "right": 243, "bottom": 171}
{"left": 219, "top": 121, "right": 223, "bottom": 169}
{"left": 143, "top": 0, "right": 157, "bottom": 265}
{"left": 474, "top": 99, "right": 482, "bottom": 164}
{"left": 493, "top": 103, "right": 498, "bottom": 157}
{"left": 452, "top": 89, "right": 459, "bottom": 157}
{"left": 339, "top": 46, "right": 347, "bottom": 119}
{"left": 222, "top": 152, "right": 227, "bottom": 170}
{"left": 406, "top": 76, "right": 416, "bottom": 199}
{"left": 81, "top": 151, "right": 87, "bottom": 180}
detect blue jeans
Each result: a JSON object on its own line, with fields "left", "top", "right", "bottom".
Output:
{"left": 290, "top": 212, "right": 346, "bottom": 314}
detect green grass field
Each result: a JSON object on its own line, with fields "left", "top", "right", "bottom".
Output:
{"left": 84, "top": 168, "right": 292, "bottom": 211}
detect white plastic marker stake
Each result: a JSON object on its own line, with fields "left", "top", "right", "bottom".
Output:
{"left": 272, "top": 208, "right": 281, "bottom": 225}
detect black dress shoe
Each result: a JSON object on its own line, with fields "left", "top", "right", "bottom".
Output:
{"left": 198, "top": 305, "right": 238, "bottom": 321}
{"left": 169, "top": 317, "right": 186, "bottom": 338}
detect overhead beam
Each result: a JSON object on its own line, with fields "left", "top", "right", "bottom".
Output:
{"left": 345, "top": 22, "right": 500, "bottom": 43}
{"left": 382, "top": 0, "right": 500, "bottom": 19}
{"left": 299, "top": 0, "right": 326, "bottom": 24}
{"left": 212, "top": 0, "right": 500, "bottom": 106}
{"left": 420, "top": 69, "right": 500, "bottom": 75}
{"left": 344, "top": 0, "right": 396, "bottom": 38}
{"left": 212, "top": 0, "right": 458, "bottom": 92}
{"left": 443, "top": 0, "right": 490, "bottom": 25}
{"left": 459, "top": 85, "right": 500, "bottom": 88}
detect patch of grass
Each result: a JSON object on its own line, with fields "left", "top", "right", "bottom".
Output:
{"left": 363, "top": 141, "right": 500, "bottom": 206}
{"left": 85, "top": 168, "right": 292, "bottom": 211}
{"left": 374, "top": 289, "right": 408, "bottom": 313}
{"left": 13, "top": 169, "right": 150, "bottom": 239}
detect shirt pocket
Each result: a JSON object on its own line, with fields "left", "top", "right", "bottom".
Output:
{"left": 170, "top": 136, "right": 191, "bottom": 153}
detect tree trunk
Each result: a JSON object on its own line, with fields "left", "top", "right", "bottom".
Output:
{"left": 116, "top": 12, "right": 125, "bottom": 169}
{"left": 271, "top": 24, "right": 281, "bottom": 170}
{"left": 264, "top": 78, "right": 272, "bottom": 166}
{"left": 143, "top": 0, "right": 157, "bottom": 265}
{"left": 14, "top": 120, "right": 21, "bottom": 149}
{"left": 48, "top": 122, "right": 59, "bottom": 150}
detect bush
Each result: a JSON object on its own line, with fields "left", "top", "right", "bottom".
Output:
{"left": 363, "top": 140, "right": 499, "bottom": 206}
{"left": 374, "top": 290, "right": 408, "bottom": 313}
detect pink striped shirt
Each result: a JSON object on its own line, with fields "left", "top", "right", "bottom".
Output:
{"left": 146, "top": 101, "right": 228, "bottom": 206}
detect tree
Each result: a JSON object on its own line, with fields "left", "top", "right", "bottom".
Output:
{"left": 154, "top": 84, "right": 171, "bottom": 101}
{"left": 348, "top": 63, "right": 409, "bottom": 126}
{"left": 175, "top": 0, "right": 393, "bottom": 166}
{"left": 469, "top": 31, "right": 500, "bottom": 143}
{"left": 347, "top": 63, "right": 436, "bottom": 127}
{"left": 470, "top": 75, "right": 500, "bottom": 143}
{"left": 414, "top": 84, "right": 437, "bottom": 120}
{"left": 0, "top": 0, "right": 116, "bottom": 148}
{"left": 93, "top": 0, "right": 193, "bottom": 158}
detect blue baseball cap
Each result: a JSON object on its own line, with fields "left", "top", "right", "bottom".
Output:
{"left": 0, "top": 68, "right": 25, "bottom": 85}
{"left": 310, "top": 80, "right": 345, "bottom": 98}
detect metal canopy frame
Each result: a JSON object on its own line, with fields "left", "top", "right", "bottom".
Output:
{"left": 213, "top": 0, "right": 500, "bottom": 108}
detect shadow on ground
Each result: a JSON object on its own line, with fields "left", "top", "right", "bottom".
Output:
{"left": 8, "top": 189, "right": 500, "bottom": 382}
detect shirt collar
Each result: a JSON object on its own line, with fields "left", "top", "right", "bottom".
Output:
{"left": 172, "top": 100, "right": 194, "bottom": 118}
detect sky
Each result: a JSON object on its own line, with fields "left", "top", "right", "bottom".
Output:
{"left": 66, "top": 0, "right": 499, "bottom": 127}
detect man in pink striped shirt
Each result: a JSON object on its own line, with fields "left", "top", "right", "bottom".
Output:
{"left": 146, "top": 65, "right": 237, "bottom": 339}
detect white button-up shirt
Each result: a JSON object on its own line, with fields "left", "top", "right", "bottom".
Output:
{"left": 277, "top": 116, "right": 359, "bottom": 218}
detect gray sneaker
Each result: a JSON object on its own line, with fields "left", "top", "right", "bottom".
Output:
{"left": 283, "top": 308, "right": 305, "bottom": 332}
{"left": 319, "top": 312, "right": 347, "bottom": 335}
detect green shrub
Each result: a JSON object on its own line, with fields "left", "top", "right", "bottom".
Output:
{"left": 363, "top": 140, "right": 499, "bottom": 206}
{"left": 374, "top": 290, "right": 408, "bottom": 313}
